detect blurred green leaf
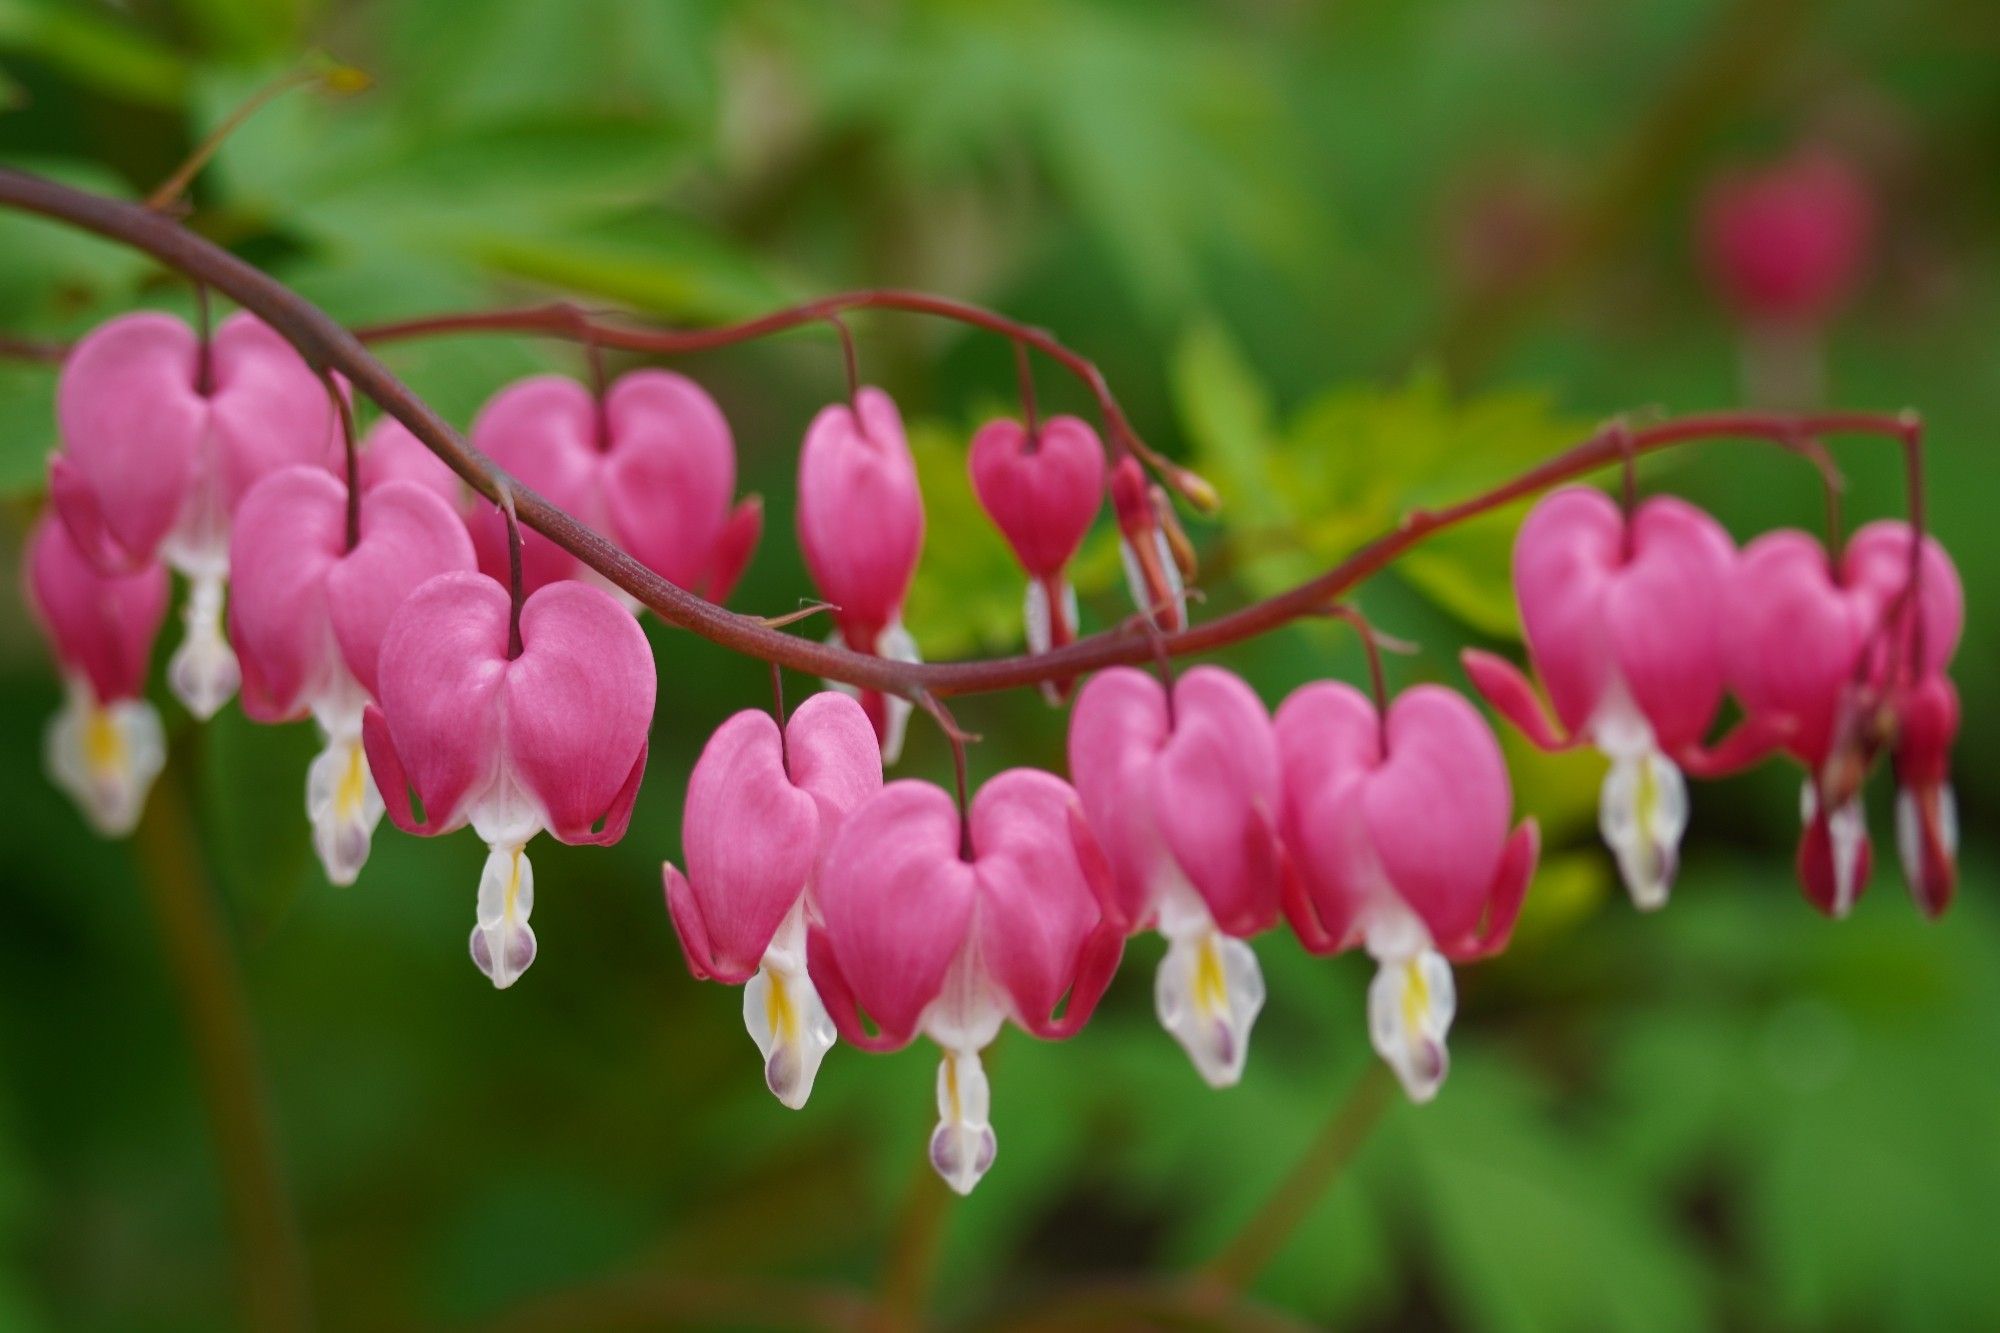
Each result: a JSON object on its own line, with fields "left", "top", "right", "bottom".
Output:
{"left": 0, "top": 0, "right": 189, "bottom": 107}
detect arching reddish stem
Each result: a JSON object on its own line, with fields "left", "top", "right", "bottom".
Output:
{"left": 0, "top": 167, "right": 1923, "bottom": 703}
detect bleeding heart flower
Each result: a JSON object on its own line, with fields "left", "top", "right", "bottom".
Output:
{"left": 1890, "top": 675, "right": 1959, "bottom": 918}
{"left": 1464, "top": 487, "right": 1759, "bottom": 911}
{"left": 968, "top": 415, "right": 1105, "bottom": 698}
{"left": 796, "top": 387, "right": 925, "bottom": 762}
{"left": 1700, "top": 148, "right": 1874, "bottom": 331}
{"left": 1275, "top": 681, "right": 1539, "bottom": 1102}
{"left": 228, "top": 466, "right": 476, "bottom": 885}
{"left": 357, "top": 416, "right": 465, "bottom": 509}
{"left": 362, "top": 571, "right": 655, "bottom": 988}
{"left": 1109, "top": 456, "right": 1187, "bottom": 632}
{"left": 466, "top": 371, "right": 762, "bottom": 605}
{"left": 1068, "top": 666, "right": 1282, "bottom": 1087}
{"left": 51, "top": 311, "right": 336, "bottom": 720}
{"left": 807, "top": 770, "right": 1123, "bottom": 1194}
{"left": 1726, "top": 520, "right": 1961, "bottom": 917}
{"left": 24, "top": 510, "right": 169, "bottom": 836}
{"left": 663, "top": 691, "right": 883, "bottom": 1108}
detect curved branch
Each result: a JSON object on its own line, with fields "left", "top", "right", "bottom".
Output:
{"left": 0, "top": 166, "right": 1919, "bottom": 701}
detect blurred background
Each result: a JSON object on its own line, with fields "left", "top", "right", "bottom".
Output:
{"left": 0, "top": 1, "right": 1996, "bottom": 1329}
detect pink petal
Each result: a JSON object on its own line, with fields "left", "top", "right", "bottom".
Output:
{"left": 1440, "top": 820, "right": 1540, "bottom": 962}
{"left": 1274, "top": 679, "right": 1385, "bottom": 943}
{"left": 796, "top": 388, "right": 924, "bottom": 643}
{"left": 1602, "top": 496, "right": 1735, "bottom": 750}
{"left": 783, "top": 690, "right": 886, "bottom": 831}
{"left": 812, "top": 780, "right": 976, "bottom": 1048}
{"left": 226, "top": 467, "right": 347, "bottom": 722}
{"left": 23, "top": 509, "right": 169, "bottom": 704}
{"left": 1150, "top": 667, "right": 1284, "bottom": 935}
{"left": 358, "top": 416, "right": 464, "bottom": 507}
{"left": 1461, "top": 648, "right": 1573, "bottom": 752}
{"left": 967, "top": 415, "right": 1106, "bottom": 579}
{"left": 600, "top": 370, "right": 736, "bottom": 590}
{"left": 55, "top": 312, "right": 205, "bottom": 569}
{"left": 366, "top": 571, "right": 512, "bottom": 835}
{"left": 1841, "top": 520, "right": 1963, "bottom": 682}
{"left": 1699, "top": 148, "right": 1873, "bottom": 327}
{"left": 466, "top": 376, "right": 607, "bottom": 592}
{"left": 1363, "top": 685, "right": 1514, "bottom": 945}
{"left": 700, "top": 496, "right": 763, "bottom": 604}
{"left": 207, "top": 313, "right": 340, "bottom": 514}
{"left": 502, "top": 579, "right": 657, "bottom": 844}
{"left": 325, "top": 481, "right": 478, "bottom": 701}
{"left": 1726, "top": 530, "right": 1870, "bottom": 765}
{"left": 1067, "top": 667, "right": 1175, "bottom": 930}
{"left": 968, "top": 769, "right": 1107, "bottom": 1032}
{"left": 671, "top": 710, "right": 823, "bottom": 983}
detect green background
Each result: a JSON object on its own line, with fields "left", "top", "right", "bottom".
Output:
{"left": 0, "top": 1, "right": 1995, "bottom": 1329}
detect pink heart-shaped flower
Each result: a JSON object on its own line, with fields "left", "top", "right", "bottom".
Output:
{"left": 24, "top": 509, "right": 169, "bottom": 704}
{"left": 796, "top": 387, "right": 924, "bottom": 646}
{"left": 967, "top": 415, "right": 1105, "bottom": 580}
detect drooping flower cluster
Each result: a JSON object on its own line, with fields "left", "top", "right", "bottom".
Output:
{"left": 1468, "top": 486, "right": 1962, "bottom": 920}
{"left": 18, "top": 293, "right": 1962, "bottom": 1203}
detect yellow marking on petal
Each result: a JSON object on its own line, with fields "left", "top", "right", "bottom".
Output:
{"left": 503, "top": 849, "right": 522, "bottom": 922}
{"left": 1193, "top": 934, "right": 1229, "bottom": 1015}
{"left": 764, "top": 967, "right": 798, "bottom": 1043}
{"left": 335, "top": 740, "right": 368, "bottom": 820}
{"left": 1400, "top": 960, "right": 1429, "bottom": 1032}
{"left": 945, "top": 1054, "right": 962, "bottom": 1123}
{"left": 83, "top": 704, "right": 124, "bottom": 778}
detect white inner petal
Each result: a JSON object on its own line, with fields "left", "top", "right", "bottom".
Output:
{"left": 44, "top": 677, "right": 166, "bottom": 838}
{"left": 742, "top": 906, "right": 837, "bottom": 1110}
{"left": 470, "top": 841, "right": 537, "bottom": 989}
{"left": 929, "top": 1045, "right": 997, "bottom": 1196}
{"left": 1897, "top": 782, "right": 1958, "bottom": 896}
{"left": 1118, "top": 530, "right": 1186, "bottom": 629}
{"left": 1801, "top": 780, "right": 1869, "bottom": 919}
{"left": 166, "top": 570, "right": 239, "bottom": 721}
{"left": 305, "top": 721, "right": 383, "bottom": 888}
{"left": 1365, "top": 918, "right": 1456, "bottom": 1104}
{"left": 1154, "top": 888, "right": 1265, "bottom": 1089}
{"left": 1598, "top": 746, "right": 1688, "bottom": 912}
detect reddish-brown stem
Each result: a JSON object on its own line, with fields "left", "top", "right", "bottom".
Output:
{"left": 193, "top": 281, "right": 214, "bottom": 396}
{"left": 828, "top": 315, "right": 862, "bottom": 413}
{"left": 0, "top": 168, "right": 1924, "bottom": 703}
{"left": 324, "top": 374, "right": 361, "bottom": 550}
{"left": 1329, "top": 605, "right": 1394, "bottom": 750}
{"left": 1014, "top": 337, "right": 1040, "bottom": 446}
{"left": 498, "top": 487, "right": 526, "bottom": 660}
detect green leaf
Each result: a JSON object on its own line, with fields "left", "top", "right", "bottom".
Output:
{"left": 0, "top": 0, "right": 189, "bottom": 107}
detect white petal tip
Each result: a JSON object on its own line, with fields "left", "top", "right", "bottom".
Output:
{"left": 745, "top": 957, "right": 838, "bottom": 1110}
{"left": 1155, "top": 928, "right": 1265, "bottom": 1089}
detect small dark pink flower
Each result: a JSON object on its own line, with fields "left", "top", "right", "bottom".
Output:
{"left": 1109, "top": 456, "right": 1187, "bottom": 631}
{"left": 1275, "top": 681, "right": 1539, "bottom": 1101}
{"left": 807, "top": 770, "right": 1122, "bottom": 1194}
{"left": 24, "top": 511, "right": 169, "bottom": 836}
{"left": 968, "top": 415, "right": 1106, "bottom": 693}
{"left": 796, "top": 387, "right": 925, "bottom": 761}
{"left": 465, "top": 371, "right": 762, "bottom": 604}
{"left": 1727, "top": 520, "right": 1961, "bottom": 917}
{"left": 363, "top": 572, "right": 656, "bottom": 988}
{"left": 1068, "top": 666, "right": 1281, "bottom": 1086}
{"left": 663, "top": 691, "right": 883, "bottom": 1108}
{"left": 51, "top": 311, "right": 336, "bottom": 719}
{"left": 1890, "top": 675, "right": 1959, "bottom": 918}
{"left": 1464, "top": 486, "right": 1763, "bottom": 910}
{"left": 228, "top": 466, "right": 475, "bottom": 884}
{"left": 1700, "top": 148, "right": 1874, "bottom": 331}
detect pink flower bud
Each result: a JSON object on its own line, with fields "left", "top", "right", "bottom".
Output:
{"left": 51, "top": 311, "right": 337, "bottom": 719}
{"left": 663, "top": 691, "right": 883, "bottom": 1108}
{"left": 1727, "top": 521, "right": 1961, "bottom": 918}
{"left": 228, "top": 466, "right": 475, "bottom": 884}
{"left": 796, "top": 388, "right": 926, "bottom": 759}
{"left": 1699, "top": 148, "right": 1874, "bottom": 330}
{"left": 1890, "top": 675, "right": 1958, "bottom": 919}
{"left": 1465, "top": 487, "right": 1750, "bottom": 910}
{"left": 24, "top": 511, "right": 169, "bottom": 836}
{"left": 1109, "top": 456, "right": 1186, "bottom": 631}
{"left": 969, "top": 415, "right": 1105, "bottom": 688}
{"left": 1275, "top": 681, "right": 1539, "bottom": 1101}
{"left": 466, "top": 371, "right": 761, "bottom": 602}
{"left": 807, "top": 770, "right": 1122, "bottom": 1194}
{"left": 363, "top": 572, "right": 656, "bottom": 988}
{"left": 1068, "top": 666, "right": 1281, "bottom": 1086}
